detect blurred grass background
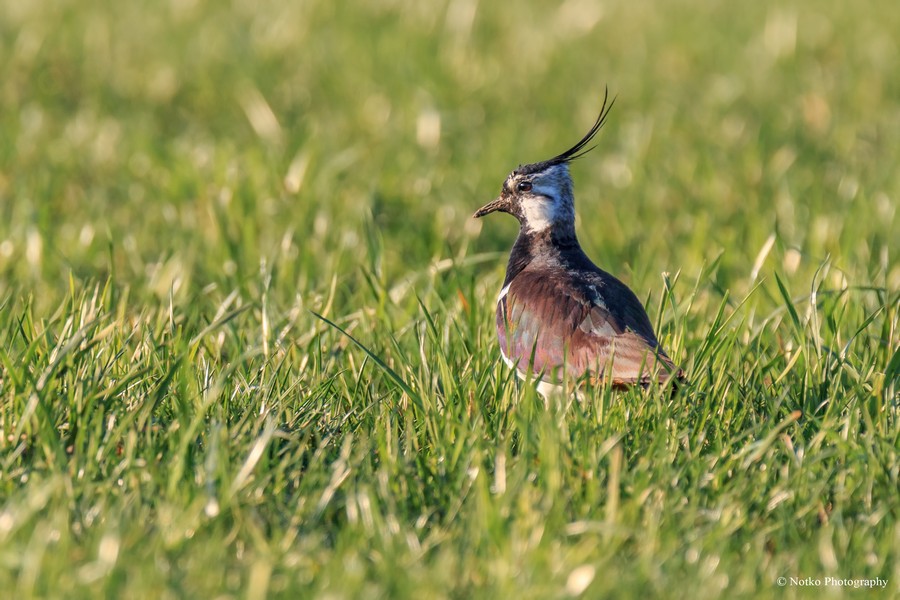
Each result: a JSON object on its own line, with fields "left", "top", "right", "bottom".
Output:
{"left": 0, "top": 0, "right": 898, "bottom": 598}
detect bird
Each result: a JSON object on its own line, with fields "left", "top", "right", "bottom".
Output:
{"left": 473, "top": 92, "right": 683, "bottom": 394}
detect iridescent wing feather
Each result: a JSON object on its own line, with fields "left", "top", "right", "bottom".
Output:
{"left": 497, "top": 268, "right": 680, "bottom": 386}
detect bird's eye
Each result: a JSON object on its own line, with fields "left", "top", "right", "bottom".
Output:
{"left": 516, "top": 181, "right": 533, "bottom": 193}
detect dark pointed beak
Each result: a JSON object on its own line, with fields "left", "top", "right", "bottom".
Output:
{"left": 473, "top": 196, "right": 509, "bottom": 218}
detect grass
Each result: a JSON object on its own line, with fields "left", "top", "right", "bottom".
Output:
{"left": 1, "top": 0, "right": 898, "bottom": 597}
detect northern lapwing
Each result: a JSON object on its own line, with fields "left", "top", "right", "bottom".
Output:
{"left": 474, "top": 93, "right": 683, "bottom": 394}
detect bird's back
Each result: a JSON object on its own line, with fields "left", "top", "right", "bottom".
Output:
{"left": 497, "top": 253, "right": 680, "bottom": 387}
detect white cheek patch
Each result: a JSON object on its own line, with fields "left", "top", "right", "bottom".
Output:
{"left": 520, "top": 196, "right": 559, "bottom": 232}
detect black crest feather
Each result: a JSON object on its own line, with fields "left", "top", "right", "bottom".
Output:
{"left": 515, "top": 88, "right": 615, "bottom": 176}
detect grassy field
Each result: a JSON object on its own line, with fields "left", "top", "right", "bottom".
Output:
{"left": 1, "top": 0, "right": 899, "bottom": 597}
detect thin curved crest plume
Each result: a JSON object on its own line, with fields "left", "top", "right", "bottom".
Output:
{"left": 514, "top": 88, "right": 616, "bottom": 176}
{"left": 548, "top": 87, "right": 615, "bottom": 166}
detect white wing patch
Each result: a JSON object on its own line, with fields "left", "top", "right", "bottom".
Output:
{"left": 500, "top": 349, "right": 515, "bottom": 370}
{"left": 497, "top": 283, "right": 511, "bottom": 303}
{"left": 578, "top": 308, "right": 619, "bottom": 337}
{"left": 586, "top": 285, "right": 608, "bottom": 310}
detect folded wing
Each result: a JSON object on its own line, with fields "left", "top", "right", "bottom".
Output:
{"left": 497, "top": 268, "right": 680, "bottom": 386}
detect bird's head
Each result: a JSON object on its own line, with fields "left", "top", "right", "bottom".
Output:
{"left": 474, "top": 91, "right": 614, "bottom": 235}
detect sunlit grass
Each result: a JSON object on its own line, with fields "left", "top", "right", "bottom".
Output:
{"left": 0, "top": 0, "right": 898, "bottom": 597}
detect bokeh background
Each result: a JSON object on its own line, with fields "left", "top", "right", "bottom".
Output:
{"left": 3, "top": 0, "right": 897, "bottom": 303}
{"left": 1, "top": 0, "right": 898, "bottom": 597}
